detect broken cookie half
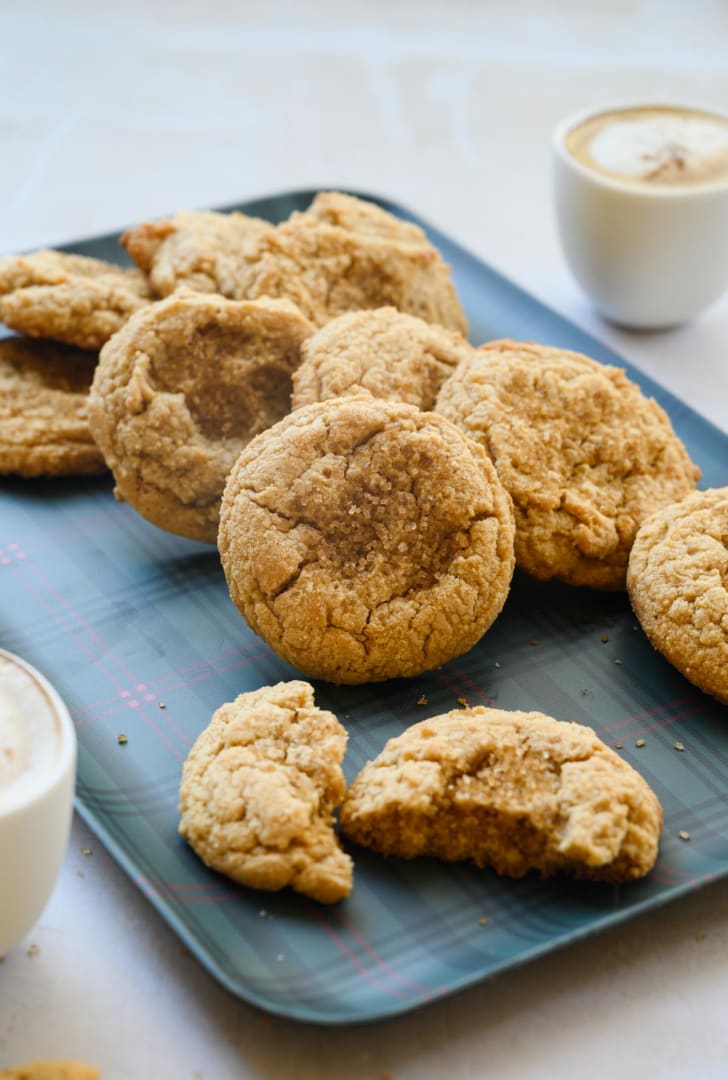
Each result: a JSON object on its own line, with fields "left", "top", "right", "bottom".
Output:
{"left": 340, "top": 706, "right": 662, "bottom": 882}
{"left": 178, "top": 681, "right": 353, "bottom": 903}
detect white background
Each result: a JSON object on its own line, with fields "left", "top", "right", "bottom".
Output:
{"left": 1, "top": 2, "right": 727, "bottom": 1077}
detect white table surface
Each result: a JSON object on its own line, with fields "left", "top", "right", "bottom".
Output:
{"left": 1, "top": 3, "right": 727, "bottom": 1077}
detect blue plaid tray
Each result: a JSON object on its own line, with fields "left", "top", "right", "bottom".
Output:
{"left": 1, "top": 190, "right": 726, "bottom": 1024}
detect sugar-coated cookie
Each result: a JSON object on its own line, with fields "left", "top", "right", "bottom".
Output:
{"left": 178, "top": 681, "right": 352, "bottom": 903}
{"left": 341, "top": 706, "right": 663, "bottom": 882}
{"left": 219, "top": 396, "right": 515, "bottom": 684}
{"left": 436, "top": 340, "right": 700, "bottom": 589}
{"left": 628, "top": 486, "right": 728, "bottom": 704}
{"left": 88, "top": 288, "right": 313, "bottom": 543}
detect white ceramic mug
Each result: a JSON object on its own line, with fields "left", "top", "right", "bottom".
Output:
{"left": 553, "top": 104, "right": 728, "bottom": 328}
{"left": 0, "top": 649, "right": 76, "bottom": 956}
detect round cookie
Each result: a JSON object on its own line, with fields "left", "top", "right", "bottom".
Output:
{"left": 0, "top": 336, "right": 106, "bottom": 477}
{"left": 178, "top": 680, "right": 352, "bottom": 903}
{"left": 436, "top": 339, "right": 700, "bottom": 590}
{"left": 88, "top": 288, "right": 314, "bottom": 543}
{"left": 340, "top": 706, "right": 663, "bottom": 882}
{"left": 121, "top": 208, "right": 269, "bottom": 297}
{"left": 291, "top": 306, "right": 474, "bottom": 412}
{"left": 219, "top": 396, "right": 516, "bottom": 684}
{"left": 234, "top": 194, "right": 468, "bottom": 333}
{"left": 627, "top": 487, "right": 728, "bottom": 704}
{"left": 0, "top": 249, "right": 151, "bottom": 350}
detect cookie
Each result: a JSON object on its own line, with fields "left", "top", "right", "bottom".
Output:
{"left": 88, "top": 288, "right": 314, "bottom": 543}
{"left": 436, "top": 340, "right": 700, "bottom": 589}
{"left": 304, "top": 190, "right": 430, "bottom": 243}
{"left": 121, "top": 208, "right": 269, "bottom": 297}
{"left": 0, "top": 337, "right": 106, "bottom": 477}
{"left": 178, "top": 680, "right": 352, "bottom": 903}
{"left": 291, "top": 306, "right": 474, "bottom": 412}
{"left": 234, "top": 193, "right": 468, "bottom": 333}
{"left": 0, "top": 1062, "right": 100, "bottom": 1080}
{"left": 219, "top": 396, "right": 515, "bottom": 684}
{"left": 0, "top": 250, "right": 151, "bottom": 350}
{"left": 340, "top": 706, "right": 663, "bottom": 882}
{"left": 627, "top": 487, "right": 728, "bottom": 704}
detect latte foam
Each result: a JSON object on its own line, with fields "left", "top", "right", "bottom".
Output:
{"left": 0, "top": 654, "right": 61, "bottom": 805}
{"left": 565, "top": 106, "right": 728, "bottom": 189}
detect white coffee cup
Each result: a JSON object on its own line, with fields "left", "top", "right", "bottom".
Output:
{"left": 0, "top": 649, "right": 76, "bottom": 955}
{"left": 553, "top": 103, "right": 728, "bottom": 328}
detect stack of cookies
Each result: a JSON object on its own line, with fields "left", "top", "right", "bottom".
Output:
{"left": 3, "top": 192, "right": 725, "bottom": 906}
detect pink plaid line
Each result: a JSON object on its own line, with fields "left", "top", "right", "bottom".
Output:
{"left": 604, "top": 697, "right": 700, "bottom": 736}
{"left": 15, "top": 559, "right": 187, "bottom": 761}
{"left": 331, "top": 907, "right": 439, "bottom": 994}
{"left": 306, "top": 904, "right": 425, "bottom": 1002}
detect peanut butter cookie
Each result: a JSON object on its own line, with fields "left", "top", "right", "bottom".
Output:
{"left": 88, "top": 288, "right": 313, "bottom": 543}
{"left": 436, "top": 340, "right": 700, "bottom": 589}
{"left": 234, "top": 193, "right": 467, "bottom": 333}
{"left": 178, "top": 680, "right": 352, "bottom": 903}
{"left": 121, "top": 208, "right": 269, "bottom": 297}
{"left": 627, "top": 487, "right": 728, "bottom": 704}
{"left": 304, "top": 190, "right": 430, "bottom": 243}
{"left": 341, "top": 706, "right": 662, "bottom": 882}
{"left": 0, "top": 337, "right": 106, "bottom": 477}
{"left": 219, "top": 396, "right": 515, "bottom": 684}
{"left": 0, "top": 250, "right": 151, "bottom": 350}
{"left": 0, "top": 1062, "right": 100, "bottom": 1080}
{"left": 291, "top": 307, "right": 474, "bottom": 411}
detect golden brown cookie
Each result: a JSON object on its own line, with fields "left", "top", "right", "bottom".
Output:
{"left": 121, "top": 208, "right": 269, "bottom": 297}
{"left": 436, "top": 340, "right": 700, "bottom": 589}
{"left": 291, "top": 306, "right": 474, "bottom": 412}
{"left": 178, "top": 680, "right": 352, "bottom": 903}
{"left": 0, "top": 1062, "right": 100, "bottom": 1080}
{"left": 234, "top": 193, "right": 468, "bottom": 333}
{"left": 304, "top": 190, "right": 429, "bottom": 243}
{"left": 340, "top": 706, "right": 663, "bottom": 882}
{"left": 88, "top": 288, "right": 314, "bottom": 543}
{"left": 627, "top": 487, "right": 728, "bottom": 704}
{"left": 219, "top": 396, "right": 515, "bottom": 684}
{"left": 0, "top": 250, "right": 151, "bottom": 350}
{"left": 0, "top": 337, "right": 106, "bottom": 478}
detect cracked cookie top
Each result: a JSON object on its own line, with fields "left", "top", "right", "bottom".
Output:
{"left": 0, "top": 336, "right": 106, "bottom": 478}
{"left": 436, "top": 339, "right": 700, "bottom": 590}
{"left": 231, "top": 193, "right": 468, "bottom": 333}
{"left": 219, "top": 396, "right": 515, "bottom": 684}
{"left": 0, "top": 249, "right": 152, "bottom": 350}
{"left": 627, "top": 486, "right": 728, "bottom": 704}
{"left": 178, "top": 680, "right": 352, "bottom": 903}
{"left": 121, "top": 208, "right": 269, "bottom": 297}
{"left": 88, "top": 288, "right": 314, "bottom": 543}
{"left": 340, "top": 706, "right": 663, "bottom": 882}
{"left": 291, "top": 306, "right": 474, "bottom": 412}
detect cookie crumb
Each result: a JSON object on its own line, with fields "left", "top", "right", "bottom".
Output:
{"left": 477, "top": 916, "right": 488, "bottom": 926}
{"left": 417, "top": 694, "right": 428, "bottom": 706}
{"left": 614, "top": 658, "right": 623, "bottom": 665}
{"left": 615, "top": 742, "right": 623, "bottom": 750}
{"left": 26, "top": 943, "right": 39, "bottom": 958}
{"left": 495, "top": 661, "right": 502, "bottom": 669}
{"left": 635, "top": 738, "right": 646, "bottom": 748}
{"left": 259, "top": 909, "right": 268, "bottom": 918}
{"left": 457, "top": 697, "right": 469, "bottom": 708}
{"left": 117, "top": 732, "right": 128, "bottom": 745}
{"left": 679, "top": 830, "right": 691, "bottom": 841}
{"left": 601, "top": 633, "right": 609, "bottom": 644}
{"left": 529, "top": 639, "right": 538, "bottom": 646}
{"left": 674, "top": 741, "right": 685, "bottom": 752}
{"left": 76, "top": 869, "right": 85, "bottom": 878}
{"left": 159, "top": 701, "right": 166, "bottom": 709}
{"left": 81, "top": 847, "right": 92, "bottom": 856}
